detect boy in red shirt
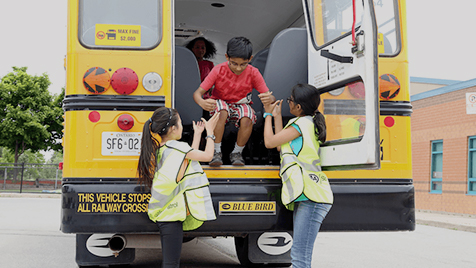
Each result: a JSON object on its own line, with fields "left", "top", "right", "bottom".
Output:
{"left": 193, "top": 37, "right": 275, "bottom": 166}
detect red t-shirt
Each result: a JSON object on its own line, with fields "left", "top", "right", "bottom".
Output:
{"left": 200, "top": 62, "right": 269, "bottom": 104}
{"left": 198, "top": 60, "right": 214, "bottom": 82}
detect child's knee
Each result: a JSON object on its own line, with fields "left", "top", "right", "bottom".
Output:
{"left": 239, "top": 117, "right": 253, "bottom": 129}
{"left": 217, "top": 110, "right": 228, "bottom": 121}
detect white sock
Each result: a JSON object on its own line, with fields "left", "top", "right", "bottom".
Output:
{"left": 232, "top": 143, "right": 245, "bottom": 154}
{"left": 214, "top": 142, "right": 222, "bottom": 153}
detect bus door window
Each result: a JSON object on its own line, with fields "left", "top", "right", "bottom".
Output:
{"left": 374, "top": 0, "right": 401, "bottom": 56}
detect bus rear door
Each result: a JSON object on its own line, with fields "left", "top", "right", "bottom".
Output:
{"left": 304, "top": 0, "right": 380, "bottom": 170}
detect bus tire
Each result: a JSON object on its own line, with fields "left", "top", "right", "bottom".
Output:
{"left": 234, "top": 235, "right": 257, "bottom": 267}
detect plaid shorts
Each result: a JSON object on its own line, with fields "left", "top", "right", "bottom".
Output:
{"left": 210, "top": 99, "right": 257, "bottom": 128}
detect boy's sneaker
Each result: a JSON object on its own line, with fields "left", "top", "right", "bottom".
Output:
{"left": 230, "top": 152, "right": 245, "bottom": 166}
{"left": 209, "top": 152, "right": 223, "bottom": 167}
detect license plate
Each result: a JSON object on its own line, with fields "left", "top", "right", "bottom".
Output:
{"left": 219, "top": 201, "right": 276, "bottom": 215}
{"left": 102, "top": 132, "right": 142, "bottom": 156}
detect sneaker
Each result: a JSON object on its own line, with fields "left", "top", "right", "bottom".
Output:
{"left": 230, "top": 152, "right": 245, "bottom": 166}
{"left": 209, "top": 152, "right": 223, "bottom": 167}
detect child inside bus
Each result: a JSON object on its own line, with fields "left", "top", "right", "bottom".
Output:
{"left": 186, "top": 37, "right": 217, "bottom": 82}
{"left": 137, "top": 107, "right": 219, "bottom": 268}
{"left": 193, "top": 36, "right": 275, "bottom": 166}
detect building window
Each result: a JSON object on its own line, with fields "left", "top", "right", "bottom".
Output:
{"left": 468, "top": 137, "right": 476, "bottom": 195}
{"left": 430, "top": 140, "right": 443, "bottom": 193}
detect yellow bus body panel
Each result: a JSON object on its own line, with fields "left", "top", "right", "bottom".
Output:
{"left": 66, "top": 0, "right": 172, "bottom": 106}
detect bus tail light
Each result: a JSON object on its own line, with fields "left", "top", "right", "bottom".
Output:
{"left": 83, "top": 67, "right": 110, "bottom": 94}
{"left": 111, "top": 68, "right": 139, "bottom": 95}
{"left": 118, "top": 114, "right": 134, "bottom": 131}
{"left": 379, "top": 74, "right": 400, "bottom": 100}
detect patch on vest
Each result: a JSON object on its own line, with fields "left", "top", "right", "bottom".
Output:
{"left": 167, "top": 202, "right": 178, "bottom": 209}
{"left": 309, "top": 174, "right": 320, "bottom": 183}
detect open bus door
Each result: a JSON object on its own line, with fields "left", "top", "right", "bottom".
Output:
{"left": 304, "top": 0, "right": 380, "bottom": 171}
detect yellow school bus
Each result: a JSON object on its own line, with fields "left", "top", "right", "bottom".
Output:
{"left": 61, "top": 0, "right": 413, "bottom": 266}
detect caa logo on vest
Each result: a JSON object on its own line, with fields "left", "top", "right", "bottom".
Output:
{"left": 309, "top": 174, "right": 320, "bottom": 183}
{"left": 257, "top": 232, "right": 293, "bottom": 255}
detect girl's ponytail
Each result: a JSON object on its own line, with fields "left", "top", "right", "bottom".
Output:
{"left": 137, "top": 107, "right": 178, "bottom": 188}
{"left": 137, "top": 118, "right": 159, "bottom": 188}
{"left": 313, "top": 110, "right": 327, "bottom": 143}
{"left": 292, "top": 84, "right": 327, "bottom": 143}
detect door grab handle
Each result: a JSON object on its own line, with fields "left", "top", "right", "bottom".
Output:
{"left": 321, "top": 50, "right": 353, "bottom": 64}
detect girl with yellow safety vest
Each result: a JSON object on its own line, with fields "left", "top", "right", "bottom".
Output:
{"left": 263, "top": 84, "right": 333, "bottom": 268}
{"left": 137, "top": 107, "right": 219, "bottom": 268}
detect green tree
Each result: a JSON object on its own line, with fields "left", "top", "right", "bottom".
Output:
{"left": 0, "top": 67, "right": 63, "bottom": 164}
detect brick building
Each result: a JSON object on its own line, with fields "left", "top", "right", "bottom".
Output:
{"left": 411, "top": 78, "right": 476, "bottom": 214}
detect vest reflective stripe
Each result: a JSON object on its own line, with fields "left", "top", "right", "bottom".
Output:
{"left": 279, "top": 116, "right": 333, "bottom": 207}
{"left": 185, "top": 186, "right": 216, "bottom": 220}
{"left": 281, "top": 154, "right": 321, "bottom": 173}
{"left": 148, "top": 173, "right": 209, "bottom": 211}
{"left": 148, "top": 141, "right": 216, "bottom": 229}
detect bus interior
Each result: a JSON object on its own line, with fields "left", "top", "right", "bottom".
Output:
{"left": 174, "top": 0, "right": 309, "bottom": 166}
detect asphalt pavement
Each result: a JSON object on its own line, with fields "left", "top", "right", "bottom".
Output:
{"left": 1, "top": 192, "right": 476, "bottom": 233}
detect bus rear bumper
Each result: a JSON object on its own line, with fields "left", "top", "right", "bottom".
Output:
{"left": 60, "top": 181, "right": 415, "bottom": 234}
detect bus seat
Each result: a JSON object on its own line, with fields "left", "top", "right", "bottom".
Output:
{"left": 249, "top": 48, "right": 270, "bottom": 124}
{"left": 250, "top": 48, "right": 269, "bottom": 76}
{"left": 174, "top": 46, "right": 202, "bottom": 125}
{"left": 262, "top": 28, "right": 308, "bottom": 118}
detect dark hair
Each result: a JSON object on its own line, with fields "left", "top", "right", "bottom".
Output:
{"left": 137, "top": 107, "right": 179, "bottom": 188}
{"left": 291, "top": 84, "right": 326, "bottom": 143}
{"left": 185, "top": 37, "right": 217, "bottom": 59}
{"left": 226, "top": 37, "right": 253, "bottom": 60}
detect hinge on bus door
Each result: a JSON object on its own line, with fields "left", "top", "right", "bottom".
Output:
{"left": 351, "top": 31, "right": 365, "bottom": 57}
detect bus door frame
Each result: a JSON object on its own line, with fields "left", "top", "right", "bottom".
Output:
{"left": 303, "top": 0, "right": 380, "bottom": 170}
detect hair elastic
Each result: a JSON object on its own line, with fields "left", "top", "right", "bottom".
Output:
{"left": 160, "top": 108, "right": 173, "bottom": 134}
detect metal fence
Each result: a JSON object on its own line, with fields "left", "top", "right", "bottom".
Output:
{"left": 1, "top": 163, "right": 62, "bottom": 194}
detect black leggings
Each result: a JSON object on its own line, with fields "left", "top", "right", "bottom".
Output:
{"left": 157, "top": 221, "right": 183, "bottom": 268}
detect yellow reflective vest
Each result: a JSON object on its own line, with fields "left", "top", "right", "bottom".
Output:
{"left": 148, "top": 140, "right": 216, "bottom": 231}
{"left": 280, "top": 116, "right": 334, "bottom": 210}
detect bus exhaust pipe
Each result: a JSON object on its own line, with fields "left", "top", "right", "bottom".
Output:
{"left": 108, "top": 234, "right": 162, "bottom": 257}
{"left": 108, "top": 235, "right": 126, "bottom": 257}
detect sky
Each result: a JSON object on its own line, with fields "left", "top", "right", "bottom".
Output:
{"left": 1, "top": 0, "right": 476, "bottom": 96}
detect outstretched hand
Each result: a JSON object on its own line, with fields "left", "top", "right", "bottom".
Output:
{"left": 202, "top": 112, "right": 219, "bottom": 135}
{"left": 258, "top": 91, "right": 275, "bottom": 106}
{"left": 264, "top": 99, "right": 282, "bottom": 115}
{"left": 192, "top": 119, "right": 205, "bottom": 135}
{"left": 271, "top": 99, "right": 283, "bottom": 117}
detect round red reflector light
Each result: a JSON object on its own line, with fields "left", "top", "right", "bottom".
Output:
{"left": 111, "top": 68, "right": 139, "bottom": 95}
{"left": 118, "top": 114, "right": 134, "bottom": 131}
{"left": 88, "top": 111, "right": 101, "bottom": 122}
{"left": 384, "top": 116, "right": 395, "bottom": 127}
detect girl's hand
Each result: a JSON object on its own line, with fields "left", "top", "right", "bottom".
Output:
{"left": 272, "top": 99, "right": 283, "bottom": 117}
{"left": 264, "top": 99, "right": 281, "bottom": 114}
{"left": 202, "top": 112, "right": 219, "bottom": 135}
{"left": 193, "top": 120, "right": 205, "bottom": 134}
